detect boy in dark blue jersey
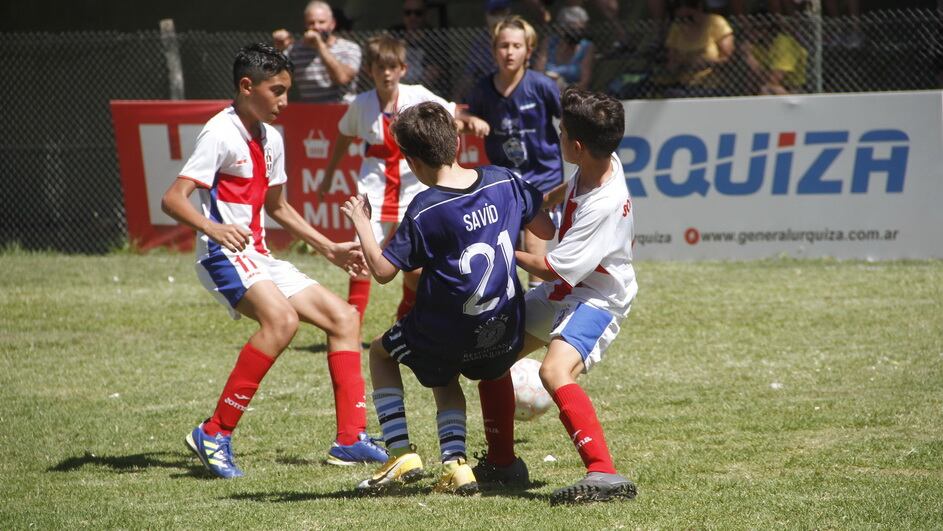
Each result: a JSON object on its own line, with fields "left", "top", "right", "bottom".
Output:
{"left": 341, "top": 101, "right": 554, "bottom": 494}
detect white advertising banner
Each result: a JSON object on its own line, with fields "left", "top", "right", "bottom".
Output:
{"left": 621, "top": 91, "right": 943, "bottom": 260}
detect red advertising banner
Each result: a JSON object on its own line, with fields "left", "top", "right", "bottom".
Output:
{"left": 111, "top": 100, "right": 488, "bottom": 251}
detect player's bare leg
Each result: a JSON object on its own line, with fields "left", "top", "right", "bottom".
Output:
{"left": 542, "top": 339, "right": 636, "bottom": 505}
{"left": 287, "top": 284, "right": 360, "bottom": 352}
{"left": 234, "top": 281, "right": 299, "bottom": 353}
{"left": 431, "top": 378, "right": 477, "bottom": 495}
{"left": 186, "top": 281, "right": 298, "bottom": 478}
{"left": 288, "top": 284, "right": 386, "bottom": 465}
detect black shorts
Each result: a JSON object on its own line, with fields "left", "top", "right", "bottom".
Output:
{"left": 381, "top": 321, "right": 519, "bottom": 388}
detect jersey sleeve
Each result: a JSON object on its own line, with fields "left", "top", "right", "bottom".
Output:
{"left": 178, "top": 126, "right": 224, "bottom": 188}
{"left": 513, "top": 172, "right": 543, "bottom": 224}
{"left": 381, "top": 215, "right": 431, "bottom": 272}
{"left": 337, "top": 97, "right": 360, "bottom": 137}
{"left": 546, "top": 200, "right": 617, "bottom": 287}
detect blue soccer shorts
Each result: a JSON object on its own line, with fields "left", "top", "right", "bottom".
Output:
{"left": 524, "top": 289, "right": 622, "bottom": 373}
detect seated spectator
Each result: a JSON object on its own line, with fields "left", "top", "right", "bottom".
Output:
{"left": 742, "top": 14, "right": 807, "bottom": 94}
{"left": 534, "top": 5, "right": 596, "bottom": 90}
{"left": 658, "top": 0, "right": 734, "bottom": 97}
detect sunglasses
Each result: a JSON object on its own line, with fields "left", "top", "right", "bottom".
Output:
{"left": 403, "top": 9, "right": 424, "bottom": 16}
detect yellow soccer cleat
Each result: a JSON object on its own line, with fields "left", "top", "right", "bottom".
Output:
{"left": 433, "top": 458, "right": 479, "bottom": 496}
{"left": 356, "top": 449, "right": 424, "bottom": 492}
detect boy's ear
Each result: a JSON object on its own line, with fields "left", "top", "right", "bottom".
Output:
{"left": 238, "top": 77, "right": 253, "bottom": 95}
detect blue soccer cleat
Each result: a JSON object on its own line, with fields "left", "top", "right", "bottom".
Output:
{"left": 185, "top": 422, "right": 244, "bottom": 479}
{"left": 326, "top": 432, "right": 389, "bottom": 466}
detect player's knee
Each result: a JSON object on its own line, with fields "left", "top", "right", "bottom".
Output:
{"left": 538, "top": 359, "right": 570, "bottom": 392}
{"left": 334, "top": 302, "right": 360, "bottom": 338}
{"left": 369, "top": 338, "right": 391, "bottom": 362}
{"left": 266, "top": 307, "right": 299, "bottom": 345}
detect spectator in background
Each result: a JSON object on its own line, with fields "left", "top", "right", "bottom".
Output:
{"left": 389, "top": 0, "right": 442, "bottom": 90}
{"left": 534, "top": 5, "right": 596, "bottom": 91}
{"left": 272, "top": 28, "right": 294, "bottom": 55}
{"left": 658, "top": 0, "right": 734, "bottom": 97}
{"left": 742, "top": 13, "right": 807, "bottom": 94}
{"left": 287, "top": 1, "right": 362, "bottom": 102}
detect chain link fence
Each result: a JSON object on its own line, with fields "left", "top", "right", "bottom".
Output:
{"left": 2, "top": 9, "right": 940, "bottom": 253}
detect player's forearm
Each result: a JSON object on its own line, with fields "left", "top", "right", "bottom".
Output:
{"left": 161, "top": 185, "right": 208, "bottom": 233}
{"left": 352, "top": 219, "right": 398, "bottom": 283}
{"left": 543, "top": 181, "right": 568, "bottom": 210}
{"left": 269, "top": 203, "right": 335, "bottom": 255}
{"left": 515, "top": 250, "right": 559, "bottom": 282}
{"left": 526, "top": 211, "right": 556, "bottom": 241}
{"left": 320, "top": 49, "right": 356, "bottom": 85}
{"left": 322, "top": 135, "right": 354, "bottom": 191}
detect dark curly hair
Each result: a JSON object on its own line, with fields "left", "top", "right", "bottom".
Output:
{"left": 233, "top": 43, "right": 294, "bottom": 91}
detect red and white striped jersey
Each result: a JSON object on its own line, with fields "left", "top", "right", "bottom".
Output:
{"left": 179, "top": 105, "right": 287, "bottom": 258}
{"left": 338, "top": 84, "right": 456, "bottom": 223}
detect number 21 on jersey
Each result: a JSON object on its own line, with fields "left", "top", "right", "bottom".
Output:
{"left": 460, "top": 229, "right": 516, "bottom": 316}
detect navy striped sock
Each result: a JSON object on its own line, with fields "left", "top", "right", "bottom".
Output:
{"left": 437, "top": 409, "right": 467, "bottom": 463}
{"left": 373, "top": 387, "right": 410, "bottom": 454}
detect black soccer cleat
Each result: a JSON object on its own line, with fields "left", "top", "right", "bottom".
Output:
{"left": 471, "top": 452, "right": 530, "bottom": 487}
{"left": 550, "top": 472, "right": 637, "bottom": 505}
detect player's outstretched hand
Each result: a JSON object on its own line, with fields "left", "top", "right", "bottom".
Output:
{"left": 345, "top": 248, "right": 369, "bottom": 277}
{"left": 466, "top": 116, "right": 491, "bottom": 137}
{"left": 340, "top": 194, "right": 371, "bottom": 224}
{"left": 205, "top": 222, "right": 251, "bottom": 253}
{"left": 327, "top": 240, "right": 368, "bottom": 276}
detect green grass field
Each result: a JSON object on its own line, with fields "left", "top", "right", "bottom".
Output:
{"left": 1, "top": 251, "right": 941, "bottom": 528}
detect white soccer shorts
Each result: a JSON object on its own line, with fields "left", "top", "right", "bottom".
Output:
{"left": 195, "top": 249, "right": 317, "bottom": 319}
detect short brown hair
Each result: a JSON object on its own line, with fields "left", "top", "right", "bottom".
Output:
{"left": 491, "top": 15, "right": 537, "bottom": 51}
{"left": 391, "top": 102, "right": 457, "bottom": 168}
{"left": 365, "top": 34, "right": 407, "bottom": 69}
{"left": 561, "top": 88, "right": 625, "bottom": 159}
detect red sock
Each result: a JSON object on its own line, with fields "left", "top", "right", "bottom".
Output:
{"left": 395, "top": 284, "right": 416, "bottom": 321}
{"left": 327, "top": 350, "right": 367, "bottom": 445}
{"left": 478, "top": 374, "right": 516, "bottom": 466}
{"left": 348, "top": 278, "right": 371, "bottom": 322}
{"left": 553, "top": 383, "right": 616, "bottom": 474}
{"left": 203, "top": 343, "right": 275, "bottom": 436}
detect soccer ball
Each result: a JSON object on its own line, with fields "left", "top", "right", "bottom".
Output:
{"left": 511, "top": 358, "right": 553, "bottom": 421}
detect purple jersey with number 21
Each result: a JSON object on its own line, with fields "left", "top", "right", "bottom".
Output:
{"left": 382, "top": 165, "right": 542, "bottom": 365}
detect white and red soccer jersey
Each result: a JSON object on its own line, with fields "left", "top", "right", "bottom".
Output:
{"left": 338, "top": 84, "right": 457, "bottom": 223}
{"left": 179, "top": 105, "right": 287, "bottom": 258}
{"left": 544, "top": 153, "right": 637, "bottom": 318}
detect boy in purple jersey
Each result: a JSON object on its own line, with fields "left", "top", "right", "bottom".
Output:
{"left": 462, "top": 16, "right": 564, "bottom": 289}
{"left": 341, "top": 101, "right": 554, "bottom": 494}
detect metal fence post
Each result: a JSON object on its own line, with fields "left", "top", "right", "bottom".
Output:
{"left": 811, "top": 0, "right": 823, "bottom": 93}
{"left": 160, "top": 18, "right": 185, "bottom": 100}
